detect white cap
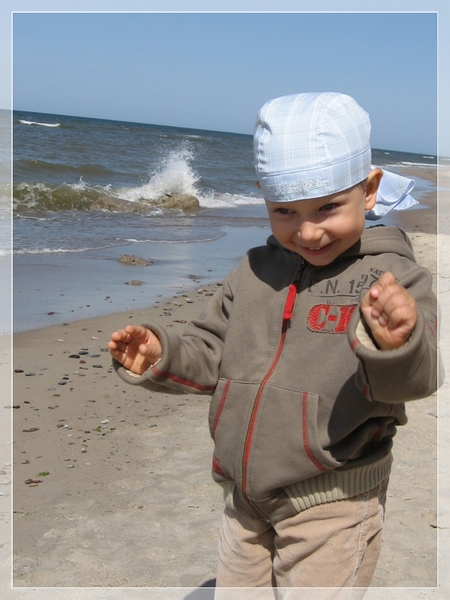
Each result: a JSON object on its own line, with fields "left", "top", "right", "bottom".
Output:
{"left": 254, "top": 92, "right": 372, "bottom": 202}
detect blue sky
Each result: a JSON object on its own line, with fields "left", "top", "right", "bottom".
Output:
{"left": 3, "top": 0, "right": 450, "bottom": 157}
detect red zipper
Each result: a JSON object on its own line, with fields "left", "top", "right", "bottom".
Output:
{"left": 241, "top": 274, "right": 302, "bottom": 513}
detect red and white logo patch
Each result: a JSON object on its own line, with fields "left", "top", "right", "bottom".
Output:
{"left": 307, "top": 304, "right": 357, "bottom": 333}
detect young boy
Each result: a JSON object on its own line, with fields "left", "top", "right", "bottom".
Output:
{"left": 108, "top": 93, "right": 440, "bottom": 597}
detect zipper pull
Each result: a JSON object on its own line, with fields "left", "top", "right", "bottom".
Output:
{"left": 283, "top": 282, "right": 298, "bottom": 321}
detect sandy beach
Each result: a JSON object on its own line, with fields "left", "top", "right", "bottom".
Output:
{"left": 3, "top": 165, "right": 450, "bottom": 599}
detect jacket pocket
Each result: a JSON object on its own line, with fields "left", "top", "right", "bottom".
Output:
{"left": 208, "top": 379, "right": 260, "bottom": 486}
{"left": 244, "top": 384, "right": 343, "bottom": 499}
{"left": 209, "top": 379, "right": 343, "bottom": 500}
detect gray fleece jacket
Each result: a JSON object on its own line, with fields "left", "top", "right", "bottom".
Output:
{"left": 114, "top": 226, "right": 440, "bottom": 518}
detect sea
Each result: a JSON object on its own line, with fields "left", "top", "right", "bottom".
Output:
{"left": 8, "top": 109, "right": 439, "bottom": 333}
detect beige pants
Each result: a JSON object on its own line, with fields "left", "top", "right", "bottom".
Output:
{"left": 215, "top": 479, "right": 388, "bottom": 600}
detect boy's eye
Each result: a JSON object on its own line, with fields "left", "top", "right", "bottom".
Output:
{"left": 320, "top": 203, "right": 337, "bottom": 211}
{"left": 274, "top": 208, "right": 293, "bottom": 215}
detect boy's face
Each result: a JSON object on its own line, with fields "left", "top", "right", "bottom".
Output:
{"left": 265, "top": 173, "right": 379, "bottom": 267}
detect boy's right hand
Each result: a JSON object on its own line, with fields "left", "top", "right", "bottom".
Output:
{"left": 108, "top": 325, "right": 162, "bottom": 375}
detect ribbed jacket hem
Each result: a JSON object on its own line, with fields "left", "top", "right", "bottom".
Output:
{"left": 284, "top": 454, "right": 393, "bottom": 512}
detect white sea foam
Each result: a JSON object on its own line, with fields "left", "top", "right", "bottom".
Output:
{"left": 19, "top": 119, "right": 60, "bottom": 128}
{"left": 398, "top": 161, "right": 437, "bottom": 168}
{"left": 120, "top": 144, "right": 200, "bottom": 202}
{"left": 116, "top": 144, "right": 263, "bottom": 209}
{"left": 13, "top": 244, "right": 115, "bottom": 255}
{"left": 14, "top": 247, "right": 87, "bottom": 255}
{"left": 71, "top": 177, "right": 88, "bottom": 190}
{"left": 122, "top": 234, "right": 225, "bottom": 244}
{"left": 198, "top": 192, "right": 264, "bottom": 209}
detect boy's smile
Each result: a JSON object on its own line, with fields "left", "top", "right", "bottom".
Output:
{"left": 264, "top": 173, "right": 380, "bottom": 267}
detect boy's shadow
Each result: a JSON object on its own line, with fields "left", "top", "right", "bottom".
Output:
{"left": 183, "top": 579, "right": 216, "bottom": 599}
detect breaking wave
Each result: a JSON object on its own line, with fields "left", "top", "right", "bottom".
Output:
{"left": 13, "top": 144, "right": 261, "bottom": 214}
{"left": 119, "top": 144, "right": 200, "bottom": 202}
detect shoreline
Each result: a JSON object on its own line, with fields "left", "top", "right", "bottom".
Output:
{"left": 11, "top": 164, "right": 437, "bottom": 335}
{"left": 13, "top": 229, "right": 438, "bottom": 341}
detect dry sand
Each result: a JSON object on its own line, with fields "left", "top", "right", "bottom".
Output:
{"left": 2, "top": 165, "right": 450, "bottom": 600}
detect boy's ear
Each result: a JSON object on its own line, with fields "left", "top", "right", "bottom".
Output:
{"left": 364, "top": 168, "right": 383, "bottom": 210}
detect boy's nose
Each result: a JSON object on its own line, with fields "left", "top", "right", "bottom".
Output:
{"left": 297, "top": 221, "right": 322, "bottom": 243}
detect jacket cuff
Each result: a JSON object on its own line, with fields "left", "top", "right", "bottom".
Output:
{"left": 112, "top": 322, "right": 179, "bottom": 393}
{"left": 347, "top": 306, "right": 431, "bottom": 403}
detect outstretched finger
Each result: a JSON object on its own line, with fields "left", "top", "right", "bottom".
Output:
{"left": 368, "top": 271, "right": 397, "bottom": 301}
{"left": 107, "top": 338, "right": 129, "bottom": 352}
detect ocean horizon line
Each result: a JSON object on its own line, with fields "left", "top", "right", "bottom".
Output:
{"left": 11, "top": 108, "right": 440, "bottom": 159}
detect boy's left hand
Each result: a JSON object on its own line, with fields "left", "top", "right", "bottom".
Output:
{"left": 360, "top": 271, "right": 417, "bottom": 350}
